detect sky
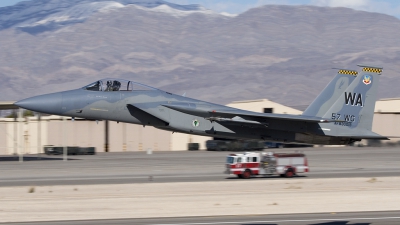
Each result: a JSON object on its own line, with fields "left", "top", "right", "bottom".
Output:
{"left": 2, "top": 0, "right": 400, "bottom": 18}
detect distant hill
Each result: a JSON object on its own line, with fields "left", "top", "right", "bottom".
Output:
{"left": 1, "top": 1, "right": 400, "bottom": 106}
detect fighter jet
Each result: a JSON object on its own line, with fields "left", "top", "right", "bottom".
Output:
{"left": 15, "top": 65, "right": 388, "bottom": 145}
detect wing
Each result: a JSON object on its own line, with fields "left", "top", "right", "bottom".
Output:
{"left": 162, "top": 104, "right": 340, "bottom": 123}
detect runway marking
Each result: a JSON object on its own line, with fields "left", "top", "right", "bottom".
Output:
{"left": 149, "top": 216, "right": 400, "bottom": 225}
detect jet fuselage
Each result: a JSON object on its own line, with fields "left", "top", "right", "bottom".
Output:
{"left": 16, "top": 66, "right": 388, "bottom": 146}
{"left": 18, "top": 87, "right": 355, "bottom": 145}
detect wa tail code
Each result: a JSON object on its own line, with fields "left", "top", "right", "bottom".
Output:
{"left": 345, "top": 92, "right": 363, "bottom": 107}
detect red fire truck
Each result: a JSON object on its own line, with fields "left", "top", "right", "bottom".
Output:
{"left": 225, "top": 152, "right": 309, "bottom": 179}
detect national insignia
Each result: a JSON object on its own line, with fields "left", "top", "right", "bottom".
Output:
{"left": 192, "top": 119, "right": 199, "bottom": 127}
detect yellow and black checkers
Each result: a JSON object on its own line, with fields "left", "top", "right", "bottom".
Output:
{"left": 362, "top": 67, "right": 382, "bottom": 74}
{"left": 338, "top": 69, "right": 358, "bottom": 76}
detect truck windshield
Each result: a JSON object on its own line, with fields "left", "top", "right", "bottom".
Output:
{"left": 226, "top": 156, "right": 235, "bottom": 164}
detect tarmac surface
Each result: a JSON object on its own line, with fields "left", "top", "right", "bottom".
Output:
{"left": 1, "top": 147, "right": 400, "bottom": 224}
{"left": 0, "top": 147, "right": 399, "bottom": 187}
{"left": 1, "top": 175, "right": 400, "bottom": 223}
{"left": 4, "top": 211, "right": 400, "bottom": 225}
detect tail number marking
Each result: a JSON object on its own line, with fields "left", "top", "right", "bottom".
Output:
{"left": 332, "top": 113, "right": 355, "bottom": 122}
{"left": 345, "top": 92, "right": 363, "bottom": 107}
{"left": 344, "top": 114, "right": 355, "bottom": 122}
{"left": 331, "top": 113, "right": 341, "bottom": 120}
{"left": 332, "top": 113, "right": 355, "bottom": 126}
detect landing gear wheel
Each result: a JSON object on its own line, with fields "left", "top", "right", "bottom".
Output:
{"left": 242, "top": 169, "right": 252, "bottom": 179}
{"left": 285, "top": 170, "right": 294, "bottom": 178}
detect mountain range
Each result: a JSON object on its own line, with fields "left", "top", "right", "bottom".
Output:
{"left": 1, "top": 0, "right": 400, "bottom": 107}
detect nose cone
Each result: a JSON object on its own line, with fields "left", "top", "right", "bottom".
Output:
{"left": 15, "top": 93, "right": 62, "bottom": 115}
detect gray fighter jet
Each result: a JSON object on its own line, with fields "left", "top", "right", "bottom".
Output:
{"left": 15, "top": 65, "right": 388, "bottom": 145}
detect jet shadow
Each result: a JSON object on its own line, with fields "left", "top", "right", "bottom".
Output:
{"left": 242, "top": 222, "right": 370, "bottom": 225}
{"left": 225, "top": 175, "right": 307, "bottom": 180}
{"left": 309, "top": 222, "right": 370, "bottom": 225}
{"left": 242, "top": 224, "right": 277, "bottom": 225}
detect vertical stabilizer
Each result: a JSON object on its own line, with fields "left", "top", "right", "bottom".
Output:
{"left": 303, "top": 69, "right": 357, "bottom": 117}
{"left": 322, "top": 65, "right": 382, "bottom": 130}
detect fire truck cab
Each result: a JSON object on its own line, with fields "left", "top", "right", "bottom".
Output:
{"left": 225, "top": 152, "right": 309, "bottom": 179}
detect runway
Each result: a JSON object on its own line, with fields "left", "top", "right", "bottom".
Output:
{"left": 4, "top": 211, "right": 400, "bottom": 225}
{"left": 0, "top": 147, "right": 399, "bottom": 187}
{"left": 0, "top": 147, "right": 399, "bottom": 224}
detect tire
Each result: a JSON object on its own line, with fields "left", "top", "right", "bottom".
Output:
{"left": 285, "top": 169, "right": 294, "bottom": 178}
{"left": 242, "top": 169, "right": 252, "bottom": 179}
{"left": 280, "top": 174, "right": 285, "bottom": 177}
{"left": 237, "top": 174, "right": 243, "bottom": 178}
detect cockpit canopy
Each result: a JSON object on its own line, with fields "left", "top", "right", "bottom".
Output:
{"left": 83, "top": 79, "right": 156, "bottom": 92}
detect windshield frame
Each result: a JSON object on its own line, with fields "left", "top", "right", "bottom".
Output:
{"left": 83, "top": 78, "right": 158, "bottom": 92}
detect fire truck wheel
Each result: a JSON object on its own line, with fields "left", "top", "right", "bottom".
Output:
{"left": 242, "top": 169, "right": 252, "bottom": 179}
{"left": 237, "top": 174, "right": 243, "bottom": 178}
{"left": 285, "top": 169, "right": 294, "bottom": 178}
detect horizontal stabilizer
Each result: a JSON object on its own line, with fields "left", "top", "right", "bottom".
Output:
{"left": 347, "top": 136, "right": 389, "bottom": 140}
{"left": 336, "top": 130, "right": 389, "bottom": 140}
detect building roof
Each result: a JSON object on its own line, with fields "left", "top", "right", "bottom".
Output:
{"left": 375, "top": 98, "right": 400, "bottom": 114}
